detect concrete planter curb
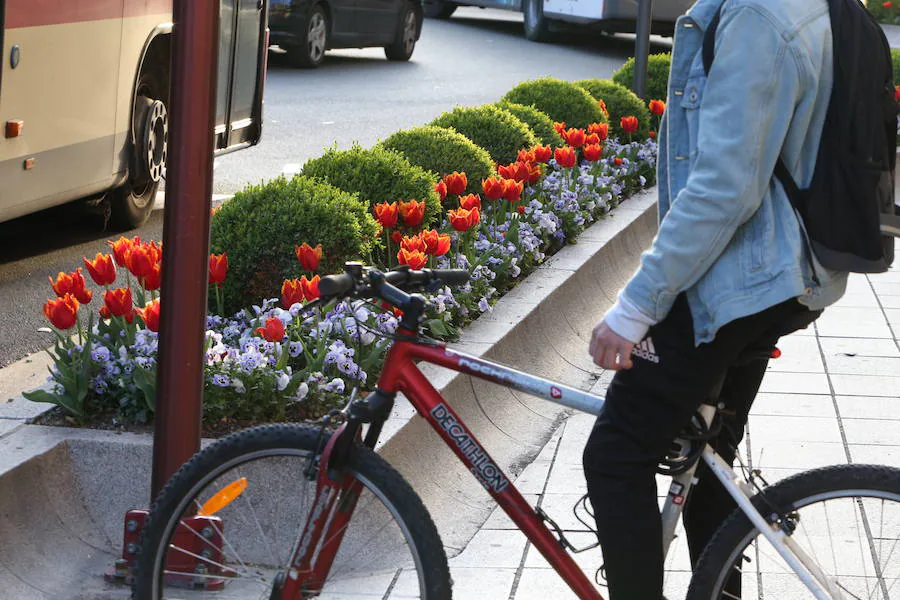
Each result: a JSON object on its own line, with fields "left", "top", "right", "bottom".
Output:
{"left": 0, "top": 188, "right": 659, "bottom": 598}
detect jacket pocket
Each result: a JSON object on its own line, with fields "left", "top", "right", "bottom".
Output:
{"left": 680, "top": 74, "right": 706, "bottom": 159}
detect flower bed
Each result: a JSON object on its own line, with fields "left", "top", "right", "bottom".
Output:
{"left": 29, "top": 78, "right": 660, "bottom": 434}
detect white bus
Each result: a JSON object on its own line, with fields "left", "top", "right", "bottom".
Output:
{"left": 0, "top": 0, "right": 268, "bottom": 229}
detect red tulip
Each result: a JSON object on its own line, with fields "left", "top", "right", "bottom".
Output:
{"left": 649, "top": 131, "right": 657, "bottom": 139}
{"left": 401, "top": 234, "right": 427, "bottom": 253}
{"left": 588, "top": 123, "right": 609, "bottom": 141}
{"left": 43, "top": 294, "right": 79, "bottom": 330}
{"left": 517, "top": 148, "right": 536, "bottom": 164}
{"left": 554, "top": 146, "right": 578, "bottom": 169}
{"left": 516, "top": 205, "right": 526, "bottom": 215}
{"left": 459, "top": 193, "right": 482, "bottom": 211}
{"left": 136, "top": 299, "right": 161, "bottom": 333}
{"left": 884, "top": 1, "right": 893, "bottom": 7}
{"left": 295, "top": 243, "right": 323, "bottom": 272}
{"left": 585, "top": 133, "right": 601, "bottom": 145}
{"left": 300, "top": 275, "right": 320, "bottom": 301}
{"left": 649, "top": 100, "right": 666, "bottom": 116}
{"left": 143, "top": 263, "right": 162, "bottom": 292}
{"left": 895, "top": 85, "right": 900, "bottom": 102}
{"left": 503, "top": 179, "right": 524, "bottom": 202}
{"left": 583, "top": 144, "right": 604, "bottom": 162}
{"left": 107, "top": 236, "right": 139, "bottom": 267}
{"left": 498, "top": 161, "right": 530, "bottom": 183}
{"left": 448, "top": 207, "right": 479, "bottom": 232}
{"left": 614, "top": 157, "right": 624, "bottom": 166}
{"left": 391, "top": 230, "right": 404, "bottom": 244}
{"left": 281, "top": 279, "right": 305, "bottom": 308}
{"left": 553, "top": 121, "right": 566, "bottom": 135}
{"left": 421, "top": 229, "right": 451, "bottom": 256}
{"left": 103, "top": 288, "right": 134, "bottom": 321}
{"left": 399, "top": 199, "right": 426, "bottom": 227}
{"left": 562, "top": 128, "right": 586, "bottom": 148}
{"left": 598, "top": 99, "right": 609, "bottom": 118}
{"left": 209, "top": 253, "right": 228, "bottom": 285}
{"left": 374, "top": 201, "right": 399, "bottom": 229}
{"left": 125, "top": 244, "right": 155, "bottom": 279}
{"left": 482, "top": 177, "right": 506, "bottom": 201}
{"left": 434, "top": 180, "right": 448, "bottom": 202}
{"left": 443, "top": 172, "right": 467, "bottom": 196}
{"left": 99, "top": 305, "right": 111, "bottom": 320}
{"left": 532, "top": 145, "right": 552, "bottom": 164}
{"left": 397, "top": 248, "right": 428, "bottom": 270}
{"left": 49, "top": 269, "right": 92, "bottom": 304}
{"left": 255, "top": 317, "right": 286, "bottom": 342}
{"left": 83, "top": 253, "right": 117, "bottom": 286}
{"left": 620, "top": 116, "right": 639, "bottom": 134}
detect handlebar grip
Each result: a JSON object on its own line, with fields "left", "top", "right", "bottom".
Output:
{"left": 435, "top": 269, "right": 470, "bottom": 286}
{"left": 318, "top": 273, "right": 355, "bottom": 297}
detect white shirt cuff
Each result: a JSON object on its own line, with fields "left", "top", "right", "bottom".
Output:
{"left": 602, "top": 294, "right": 656, "bottom": 344}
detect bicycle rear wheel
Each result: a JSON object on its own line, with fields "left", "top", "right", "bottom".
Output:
{"left": 134, "top": 424, "right": 451, "bottom": 599}
{"left": 687, "top": 464, "right": 900, "bottom": 599}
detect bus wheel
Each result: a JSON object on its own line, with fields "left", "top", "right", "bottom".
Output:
{"left": 523, "top": 0, "right": 551, "bottom": 42}
{"left": 110, "top": 74, "right": 168, "bottom": 230}
{"left": 423, "top": 0, "right": 456, "bottom": 19}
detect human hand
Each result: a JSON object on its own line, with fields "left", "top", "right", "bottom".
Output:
{"left": 588, "top": 321, "right": 635, "bottom": 370}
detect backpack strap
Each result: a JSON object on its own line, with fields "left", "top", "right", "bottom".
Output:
{"left": 702, "top": 3, "right": 724, "bottom": 76}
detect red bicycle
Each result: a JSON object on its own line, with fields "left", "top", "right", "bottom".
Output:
{"left": 135, "top": 264, "right": 900, "bottom": 599}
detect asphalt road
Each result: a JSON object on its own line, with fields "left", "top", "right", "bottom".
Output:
{"left": 0, "top": 7, "right": 671, "bottom": 368}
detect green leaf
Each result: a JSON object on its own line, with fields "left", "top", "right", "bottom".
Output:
{"left": 133, "top": 367, "right": 157, "bottom": 412}
{"left": 426, "top": 319, "right": 449, "bottom": 337}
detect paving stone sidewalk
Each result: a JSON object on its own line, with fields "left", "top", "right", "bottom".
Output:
{"left": 446, "top": 268, "right": 900, "bottom": 599}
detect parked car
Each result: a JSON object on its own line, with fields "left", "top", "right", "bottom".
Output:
{"left": 423, "top": 0, "right": 693, "bottom": 42}
{"left": 269, "top": 0, "right": 423, "bottom": 67}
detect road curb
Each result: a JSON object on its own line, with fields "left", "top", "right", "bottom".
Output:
{"left": 0, "top": 189, "right": 659, "bottom": 597}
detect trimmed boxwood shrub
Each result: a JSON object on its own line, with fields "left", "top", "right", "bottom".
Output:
{"left": 612, "top": 53, "right": 672, "bottom": 104}
{"left": 301, "top": 144, "right": 442, "bottom": 227}
{"left": 210, "top": 176, "right": 378, "bottom": 313}
{"left": 495, "top": 101, "right": 562, "bottom": 147}
{"left": 893, "top": 48, "right": 900, "bottom": 85}
{"left": 429, "top": 105, "right": 539, "bottom": 165}
{"left": 502, "top": 77, "right": 607, "bottom": 130}
{"left": 575, "top": 79, "right": 652, "bottom": 139}
{"left": 379, "top": 126, "right": 494, "bottom": 197}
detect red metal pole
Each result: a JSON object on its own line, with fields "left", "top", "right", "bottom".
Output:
{"left": 152, "top": 0, "right": 220, "bottom": 498}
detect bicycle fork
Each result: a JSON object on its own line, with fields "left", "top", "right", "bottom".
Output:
{"left": 276, "top": 422, "right": 365, "bottom": 600}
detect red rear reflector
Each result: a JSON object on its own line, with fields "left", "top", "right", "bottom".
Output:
{"left": 5, "top": 120, "right": 24, "bottom": 138}
{"left": 770, "top": 347, "right": 782, "bottom": 359}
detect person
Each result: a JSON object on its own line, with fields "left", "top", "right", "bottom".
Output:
{"left": 582, "top": 0, "right": 847, "bottom": 598}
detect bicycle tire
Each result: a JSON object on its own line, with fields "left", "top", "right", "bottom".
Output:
{"left": 687, "top": 463, "right": 900, "bottom": 600}
{"left": 133, "top": 423, "right": 452, "bottom": 599}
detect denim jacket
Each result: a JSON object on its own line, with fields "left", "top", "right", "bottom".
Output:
{"left": 609, "top": 0, "right": 848, "bottom": 345}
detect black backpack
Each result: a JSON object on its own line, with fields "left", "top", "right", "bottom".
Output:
{"left": 704, "top": 0, "right": 899, "bottom": 275}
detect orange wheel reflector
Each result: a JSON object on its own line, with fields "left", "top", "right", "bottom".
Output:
{"left": 198, "top": 478, "right": 248, "bottom": 517}
{"left": 770, "top": 347, "right": 782, "bottom": 359}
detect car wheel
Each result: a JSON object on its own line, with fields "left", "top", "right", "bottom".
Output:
{"left": 422, "top": 0, "right": 456, "bottom": 19}
{"left": 385, "top": 5, "right": 418, "bottom": 61}
{"left": 110, "top": 69, "right": 167, "bottom": 230}
{"left": 523, "top": 0, "right": 551, "bottom": 42}
{"left": 286, "top": 5, "right": 328, "bottom": 68}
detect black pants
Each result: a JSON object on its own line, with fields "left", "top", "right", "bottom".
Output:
{"left": 582, "top": 295, "right": 820, "bottom": 600}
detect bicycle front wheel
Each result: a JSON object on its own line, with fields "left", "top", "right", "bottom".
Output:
{"left": 134, "top": 424, "right": 451, "bottom": 599}
{"left": 687, "top": 464, "right": 900, "bottom": 600}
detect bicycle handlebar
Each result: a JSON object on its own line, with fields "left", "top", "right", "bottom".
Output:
{"left": 317, "top": 262, "right": 470, "bottom": 307}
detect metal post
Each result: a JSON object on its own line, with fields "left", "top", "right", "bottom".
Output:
{"left": 633, "top": 0, "right": 654, "bottom": 100}
{"left": 151, "top": 0, "right": 220, "bottom": 498}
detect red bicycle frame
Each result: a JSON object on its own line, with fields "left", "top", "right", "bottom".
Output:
{"left": 282, "top": 336, "right": 607, "bottom": 599}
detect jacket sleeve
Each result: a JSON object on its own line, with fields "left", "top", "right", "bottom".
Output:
{"left": 618, "top": 6, "right": 804, "bottom": 326}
